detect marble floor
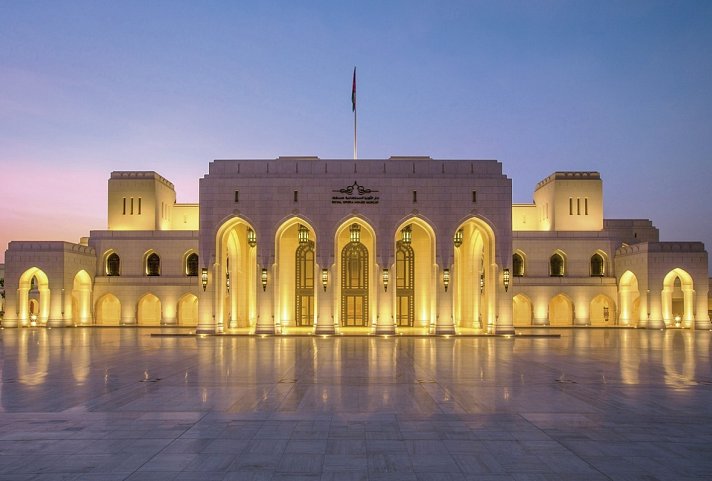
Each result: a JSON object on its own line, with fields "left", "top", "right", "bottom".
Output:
{"left": 0, "top": 328, "right": 711, "bottom": 480}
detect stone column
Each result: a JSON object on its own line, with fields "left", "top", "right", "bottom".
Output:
{"left": 435, "top": 266, "right": 455, "bottom": 335}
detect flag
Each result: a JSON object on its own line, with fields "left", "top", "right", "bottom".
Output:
{"left": 351, "top": 67, "right": 356, "bottom": 112}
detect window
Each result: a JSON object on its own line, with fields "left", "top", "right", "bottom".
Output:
{"left": 513, "top": 253, "right": 524, "bottom": 277}
{"left": 138, "top": 197, "right": 142, "bottom": 215}
{"left": 293, "top": 190, "right": 298, "bottom": 202}
{"left": 577, "top": 198, "right": 581, "bottom": 215}
{"left": 146, "top": 253, "right": 161, "bottom": 276}
{"left": 590, "top": 253, "right": 604, "bottom": 277}
{"left": 472, "top": 191, "right": 477, "bottom": 203}
{"left": 412, "top": 191, "right": 417, "bottom": 203}
{"left": 130, "top": 197, "right": 134, "bottom": 215}
{"left": 234, "top": 190, "right": 239, "bottom": 203}
{"left": 569, "top": 198, "right": 573, "bottom": 215}
{"left": 295, "top": 241, "right": 315, "bottom": 327}
{"left": 122, "top": 198, "right": 126, "bottom": 215}
{"left": 550, "top": 253, "right": 565, "bottom": 277}
{"left": 106, "top": 253, "right": 120, "bottom": 276}
{"left": 186, "top": 253, "right": 199, "bottom": 277}
{"left": 585, "top": 198, "right": 588, "bottom": 215}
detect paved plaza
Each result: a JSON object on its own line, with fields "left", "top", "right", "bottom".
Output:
{"left": 0, "top": 328, "right": 711, "bottom": 480}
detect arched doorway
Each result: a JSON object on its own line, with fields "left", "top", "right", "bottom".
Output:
{"left": 513, "top": 294, "right": 533, "bottom": 326}
{"left": 619, "top": 270, "right": 641, "bottom": 326}
{"left": 71, "top": 270, "right": 92, "bottom": 325}
{"left": 177, "top": 293, "right": 198, "bottom": 326}
{"left": 662, "top": 268, "right": 694, "bottom": 327}
{"left": 549, "top": 294, "right": 573, "bottom": 326}
{"left": 96, "top": 293, "right": 121, "bottom": 325}
{"left": 394, "top": 219, "right": 436, "bottom": 329}
{"left": 335, "top": 218, "right": 376, "bottom": 329}
{"left": 453, "top": 217, "right": 496, "bottom": 329}
{"left": 17, "top": 268, "right": 50, "bottom": 326}
{"left": 275, "top": 219, "right": 317, "bottom": 327}
{"left": 215, "top": 218, "right": 258, "bottom": 329}
{"left": 137, "top": 293, "right": 162, "bottom": 325}
{"left": 590, "top": 295, "right": 616, "bottom": 326}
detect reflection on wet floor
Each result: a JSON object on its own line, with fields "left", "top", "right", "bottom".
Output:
{"left": 0, "top": 328, "right": 710, "bottom": 479}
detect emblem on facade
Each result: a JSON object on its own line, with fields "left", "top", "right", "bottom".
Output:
{"left": 332, "top": 181, "right": 379, "bottom": 204}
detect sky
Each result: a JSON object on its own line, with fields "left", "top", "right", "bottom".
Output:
{"left": 1, "top": 1, "right": 711, "bottom": 267}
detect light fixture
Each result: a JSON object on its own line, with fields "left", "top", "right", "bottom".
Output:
{"left": 382, "top": 268, "right": 390, "bottom": 292}
{"left": 349, "top": 223, "right": 361, "bottom": 243}
{"left": 453, "top": 229, "right": 463, "bottom": 248}
{"left": 247, "top": 227, "right": 257, "bottom": 248}
{"left": 226, "top": 271, "right": 231, "bottom": 293}
{"left": 443, "top": 268, "right": 450, "bottom": 292}
{"left": 201, "top": 268, "right": 208, "bottom": 291}
{"left": 401, "top": 225, "right": 412, "bottom": 245}
{"left": 503, "top": 268, "right": 510, "bottom": 292}
{"left": 298, "top": 224, "right": 309, "bottom": 244}
{"left": 261, "top": 268, "right": 268, "bottom": 292}
{"left": 603, "top": 306, "right": 610, "bottom": 323}
{"left": 321, "top": 269, "right": 328, "bottom": 291}
{"left": 480, "top": 273, "right": 484, "bottom": 294}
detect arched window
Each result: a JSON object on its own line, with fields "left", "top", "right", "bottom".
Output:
{"left": 513, "top": 253, "right": 524, "bottom": 277}
{"left": 107, "top": 253, "right": 120, "bottom": 276}
{"left": 550, "top": 253, "right": 565, "bottom": 277}
{"left": 146, "top": 253, "right": 161, "bottom": 276}
{"left": 590, "top": 253, "right": 604, "bottom": 277}
{"left": 186, "top": 253, "right": 199, "bottom": 277}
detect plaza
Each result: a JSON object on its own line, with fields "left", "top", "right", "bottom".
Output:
{"left": 0, "top": 327, "right": 711, "bottom": 480}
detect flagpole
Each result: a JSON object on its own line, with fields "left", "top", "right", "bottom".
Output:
{"left": 352, "top": 66, "right": 357, "bottom": 160}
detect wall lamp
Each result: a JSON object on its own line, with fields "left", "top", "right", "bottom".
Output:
{"left": 480, "top": 273, "right": 485, "bottom": 294}
{"left": 247, "top": 228, "right": 257, "bottom": 248}
{"left": 503, "top": 268, "right": 510, "bottom": 292}
{"left": 453, "top": 229, "right": 463, "bottom": 248}
{"left": 401, "top": 225, "right": 412, "bottom": 245}
{"left": 603, "top": 306, "right": 610, "bottom": 323}
{"left": 261, "top": 268, "right": 268, "bottom": 292}
{"left": 443, "top": 268, "right": 450, "bottom": 292}
{"left": 382, "top": 268, "right": 390, "bottom": 292}
{"left": 298, "top": 224, "right": 309, "bottom": 244}
{"left": 321, "top": 269, "right": 329, "bottom": 292}
{"left": 201, "top": 268, "right": 208, "bottom": 291}
{"left": 226, "top": 271, "right": 231, "bottom": 293}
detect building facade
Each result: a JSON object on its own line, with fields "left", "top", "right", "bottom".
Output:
{"left": 2, "top": 157, "right": 710, "bottom": 334}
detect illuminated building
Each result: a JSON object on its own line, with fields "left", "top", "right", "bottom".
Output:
{"left": 2, "top": 158, "right": 710, "bottom": 333}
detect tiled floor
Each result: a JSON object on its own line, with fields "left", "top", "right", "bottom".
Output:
{"left": 0, "top": 328, "right": 711, "bottom": 480}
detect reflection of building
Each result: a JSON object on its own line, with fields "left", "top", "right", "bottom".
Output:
{"left": 2, "top": 158, "right": 710, "bottom": 333}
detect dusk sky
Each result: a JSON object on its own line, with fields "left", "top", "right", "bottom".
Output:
{"left": 2, "top": 1, "right": 711, "bottom": 266}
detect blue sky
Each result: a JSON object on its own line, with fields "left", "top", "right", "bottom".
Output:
{"left": 1, "top": 1, "right": 711, "bottom": 266}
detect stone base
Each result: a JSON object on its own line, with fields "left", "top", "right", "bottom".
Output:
{"left": 314, "top": 324, "right": 336, "bottom": 335}
{"left": 646, "top": 318, "right": 666, "bottom": 329}
{"left": 435, "top": 324, "right": 456, "bottom": 335}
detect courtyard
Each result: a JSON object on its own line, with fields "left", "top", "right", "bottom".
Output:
{"left": 0, "top": 328, "right": 710, "bottom": 480}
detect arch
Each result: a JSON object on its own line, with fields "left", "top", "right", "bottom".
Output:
{"left": 513, "top": 251, "right": 525, "bottom": 277}
{"left": 662, "top": 268, "right": 694, "bottom": 327}
{"left": 590, "top": 252, "right": 605, "bottom": 277}
{"left": 184, "top": 251, "right": 199, "bottom": 277}
{"left": 549, "top": 251, "right": 565, "bottom": 277}
{"left": 394, "top": 217, "right": 437, "bottom": 328}
{"left": 137, "top": 293, "right": 162, "bottom": 325}
{"left": 215, "top": 216, "right": 258, "bottom": 329}
{"left": 104, "top": 251, "right": 120, "bottom": 276}
{"left": 177, "top": 293, "right": 199, "bottom": 326}
{"left": 71, "top": 270, "right": 92, "bottom": 325}
{"left": 549, "top": 293, "right": 573, "bottom": 326}
{"left": 453, "top": 216, "right": 497, "bottom": 329}
{"left": 17, "top": 267, "right": 50, "bottom": 325}
{"left": 590, "top": 294, "right": 616, "bottom": 326}
{"left": 619, "top": 270, "right": 641, "bottom": 326}
{"left": 275, "top": 217, "right": 317, "bottom": 327}
{"left": 512, "top": 293, "right": 533, "bottom": 326}
{"left": 335, "top": 217, "right": 377, "bottom": 329}
{"left": 95, "top": 293, "right": 121, "bottom": 325}
{"left": 144, "top": 251, "right": 161, "bottom": 276}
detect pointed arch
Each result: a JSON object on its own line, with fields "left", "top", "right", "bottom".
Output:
{"left": 275, "top": 216, "right": 317, "bottom": 327}
{"left": 177, "top": 293, "right": 199, "bottom": 326}
{"left": 96, "top": 293, "right": 121, "bottom": 325}
{"left": 619, "top": 270, "right": 641, "bottom": 326}
{"left": 143, "top": 250, "right": 161, "bottom": 276}
{"left": 549, "top": 250, "right": 566, "bottom": 277}
{"left": 513, "top": 293, "right": 533, "bottom": 326}
{"left": 17, "top": 267, "right": 50, "bottom": 325}
{"left": 71, "top": 270, "right": 92, "bottom": 325}
{"left": 103, "top": 250, "right": 120, "bottom": 276}
{"left": 590, "top": 250, "right": 606, "bottom": 277}
{"left": 662, "top": 268, "right": 694, "bottom": 326}
{"left": 513, "top": 250, "right": 526, "bottom": 277}
{"left": 549, "top": 293, "right": 574, "bottom": 326}
{"left": 137, "top": 293, "right": 162, "bottom": 325}
{"left": 183, "top": 250, "right": 199, "bottom": 277}
{"left": 590, "top": 294, "right": 616, "bottom": 326}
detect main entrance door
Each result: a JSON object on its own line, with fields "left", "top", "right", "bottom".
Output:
{"left": 341, "top": 241, "right": 369, "bottom": 326}
{"left": 295, "top": 241, "right": 315, "bottom": 326}
{"left": 396, "top": 240, "right": 414, "bottom": 326}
